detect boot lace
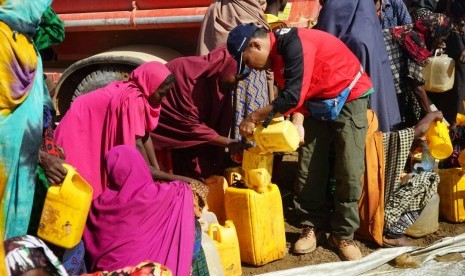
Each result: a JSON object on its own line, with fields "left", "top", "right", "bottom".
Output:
{"left": 338, "top": 238, "right": 357, "bottom": 248}
{"left": 300, "top": 226, "right": 315, "bottom": 239}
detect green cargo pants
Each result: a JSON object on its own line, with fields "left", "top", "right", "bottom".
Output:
{"left": 294, "top": 97, "right": 368, "bottom": 239}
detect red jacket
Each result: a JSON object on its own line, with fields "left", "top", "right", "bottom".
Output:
{"left": 270, "top": 28, "right": 373, "bottom": 116}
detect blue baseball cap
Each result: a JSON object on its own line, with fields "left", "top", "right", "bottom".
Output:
{"left": 227, "top": 23, "right": 260, "bottom": 75}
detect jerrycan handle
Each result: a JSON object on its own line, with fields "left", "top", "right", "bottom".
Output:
{"left": 59, "top": 164, "right": 78, "bottom": 195}
{"left": 208, "top": 223, "right": 222, "bottom": 243}
{"left": 429, "top": 49, "right": 442, "bottom": 86}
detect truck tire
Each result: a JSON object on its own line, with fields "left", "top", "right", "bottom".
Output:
{"left": 73, "top": 66, "right": 132, "bottom": 100}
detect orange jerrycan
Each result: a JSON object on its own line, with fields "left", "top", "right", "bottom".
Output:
{"left": 38, "top": 164, "right": 93, "bottom": 248}
{"left": 208, "top": 221, "right": 242, "bottom": 276}
{"left": 205, "top": 176, "right": 228, "bottom": 224}
{"left": 225, "top": 184, "right": 286, "bottom": 266}
{"left": 224, "top": 167, "right": 243, "bottom": 186}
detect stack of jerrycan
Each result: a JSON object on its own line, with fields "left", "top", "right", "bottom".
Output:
{"left": 37, "top": 164, "right": 93, "bottom": 249}
{"left": 432, "top": 117, "right": 465, "bottom": 223}
{"left": 225, "top": 119, "right": 300, "bottom": 266}
{"left": 204, "top": 176, "right": 242, "bottom": 275}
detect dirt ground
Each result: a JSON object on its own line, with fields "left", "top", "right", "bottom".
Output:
{"left": 240, "top": 153, "right": 465, "bottom": 275}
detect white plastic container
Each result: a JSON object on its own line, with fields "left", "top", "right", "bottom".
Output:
{"left": 423, "top": 49, "right": 455, "bottom": 93}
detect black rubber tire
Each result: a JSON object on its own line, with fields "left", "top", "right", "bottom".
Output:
{"left": 72, "top": 66, "right": 132, "bottom": 100}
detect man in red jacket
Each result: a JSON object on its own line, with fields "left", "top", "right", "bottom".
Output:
{"left": 227, "top": 23, "right": 373, "bottom": 261}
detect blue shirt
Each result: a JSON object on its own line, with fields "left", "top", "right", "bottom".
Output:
{"left": 380, "top": 0, "right": 412, "bottom": 29}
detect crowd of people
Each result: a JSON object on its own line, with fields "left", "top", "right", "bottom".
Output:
{"left": 1, "top": 0, "right": 465, "bottom": 275}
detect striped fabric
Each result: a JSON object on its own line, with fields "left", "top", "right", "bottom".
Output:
{"left": 233, "top": 69, "right": 269, "bottom": 139}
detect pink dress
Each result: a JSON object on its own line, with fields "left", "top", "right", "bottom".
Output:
{"left": 84, "top": 145, "right": 195, "bottom": 276}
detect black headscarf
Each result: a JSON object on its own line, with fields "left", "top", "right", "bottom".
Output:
{"left": 408, "top": 0, "right": 437, "bottom": 13}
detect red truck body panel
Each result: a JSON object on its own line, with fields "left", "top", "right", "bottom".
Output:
{"left": 47, "top": 0, "right": 321, "bottom": 115}
{"left": 52, "top": 0, "right": 212, "bottom": 14}
{"left": 49, "top": 0, "right": 321, "bottom": 62}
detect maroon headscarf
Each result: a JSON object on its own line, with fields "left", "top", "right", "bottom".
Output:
{"left": 152, "top": 46, "right": 237, "bottom": 149}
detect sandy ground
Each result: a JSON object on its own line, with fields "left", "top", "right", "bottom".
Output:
{"left": 240, "top": 153, "right": 465, "bottom": 275}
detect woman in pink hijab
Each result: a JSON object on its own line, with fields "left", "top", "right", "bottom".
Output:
{"left": 84, "top": 145, "right": 195, "bottom": 276}
{"left": 55, "top": 61, "right": 199, "bottom": 198}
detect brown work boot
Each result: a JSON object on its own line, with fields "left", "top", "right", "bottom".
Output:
{"left": 293, "top": 226, "right": 318, "bottom": 254}
{"left": 328, "top": 235, "right": 362, "bottom": 261}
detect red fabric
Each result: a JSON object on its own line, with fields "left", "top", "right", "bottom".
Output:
{"left": 41, "top": 126, "right": 64, "bottom": 158}
{"left": 392, "top": 27, "right": 431, "bottom": 65}
{"left": 151, "top": 46, "right": 237, "bottom": 150}
{"left": 269, "top": 29, "right": 373, "bottom": 116}
{"left": 155, "top": 149, "right": 173, "bottom": 173}
{"left": 55, "top": 62, "right": 171, "bottom": 197}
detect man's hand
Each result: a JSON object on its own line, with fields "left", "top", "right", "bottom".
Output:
{"left": 39, "top": 151, "right": 67, "bottom": 185}
{"left": 239, "top": 115, "right": 256, "bottom": 139}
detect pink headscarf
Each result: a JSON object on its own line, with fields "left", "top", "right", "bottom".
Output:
{"left": 55, "top": 62, "right": 171, "bottom": 197}
{"left": 83, "top": 145, "right": 195, "bottom": 275}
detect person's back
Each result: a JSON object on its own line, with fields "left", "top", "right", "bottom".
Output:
{"left": 270, "top": 28, "right": 372, "bottom": 108}
{"left": 55, "top": 84, "right": 119, "bottom": 196}
{"left": 84, "top": 145, "right": 195, "bottom": 275}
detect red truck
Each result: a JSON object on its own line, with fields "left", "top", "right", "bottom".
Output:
{"left": 47, "top": 0, "right": 321, "bottom": 118}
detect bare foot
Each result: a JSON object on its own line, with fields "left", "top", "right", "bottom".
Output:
{"left": 414, "top": 111, "right": 444, "bottom": 138}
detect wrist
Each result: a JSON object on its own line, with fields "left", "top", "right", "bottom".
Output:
{"left": 38, "top": 150, "right": 47, "bottom": 164}
{"left": 226, "top": 138, "right": 236, "bottom": 147}
{"left": 247, "top": 113, "right": 258, "bottom": 124}
{"left": 292, "top": 113, "right": 304, "bottom": 125}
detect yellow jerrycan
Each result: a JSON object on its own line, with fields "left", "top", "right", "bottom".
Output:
{"left": 253, "top": 118, "right": 300, "bottom": 153}
{"left": 225, "top": 184, "right": 286, "bottom": 266}
{"left": 423, "top": 49, "right": 455, "bottom": 93}
{"left": 426, "top": 121, "right": 453, "bottom": 160}
{"left": 37, "top": 164, "right": 93, "bottom": 249}
{"left": 437, "top": 168, "right": 465, "bottom": 222}
{"left": 241, "top": 149, "right": 273, "bottom": 193}
{"left": 208, "top": 220, "right": 242, "bottom": 276}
